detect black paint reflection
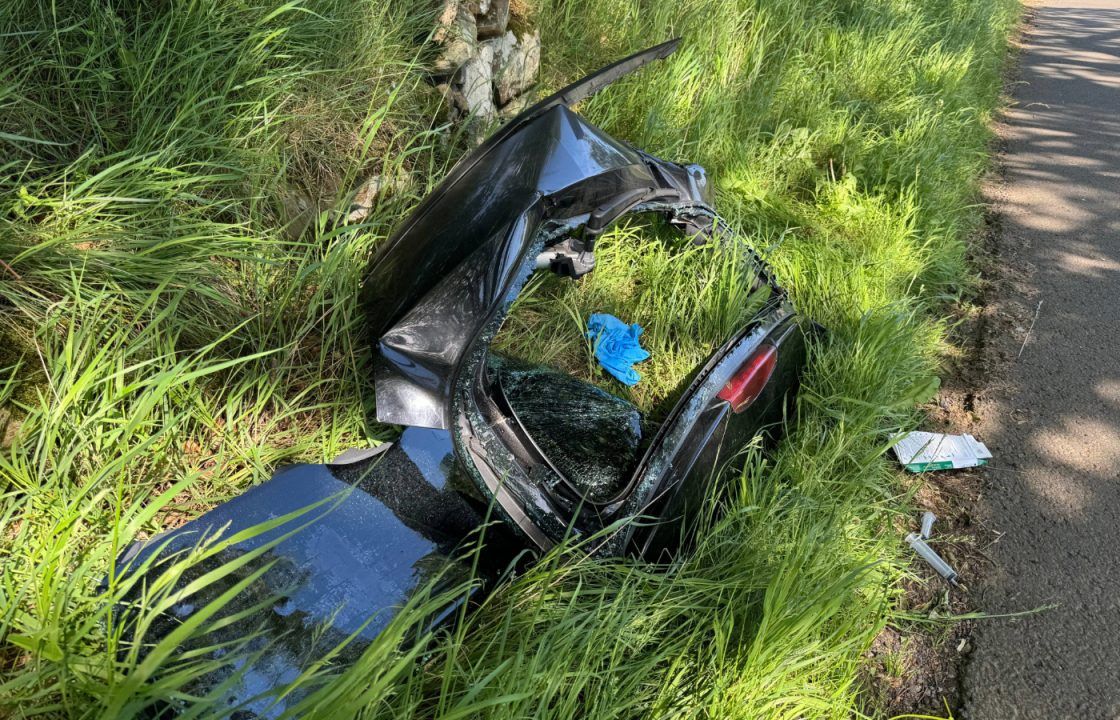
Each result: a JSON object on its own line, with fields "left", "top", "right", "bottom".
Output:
{"left": 115, "top": 428, "right": 506, "bottom": 718}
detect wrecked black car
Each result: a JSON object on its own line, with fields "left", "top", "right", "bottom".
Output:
{"left": 115, "top": 39, "right": 809, "bottom": 715}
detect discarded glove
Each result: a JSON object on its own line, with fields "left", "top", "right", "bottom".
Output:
{"left": 587, "top": 313, "right": 650, "bottom": 387}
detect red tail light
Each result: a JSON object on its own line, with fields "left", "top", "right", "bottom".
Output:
{"left": 717, "top": 345, "right": 777, "bottom": 413}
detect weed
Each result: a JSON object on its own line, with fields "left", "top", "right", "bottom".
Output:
{"left": 0, "top": 0, "right": 1018, "bottom": 717}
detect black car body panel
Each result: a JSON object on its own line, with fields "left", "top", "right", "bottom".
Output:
{"left": 366, "top": 103, "right": 717, "bottom": 431}
{"left": 113, "top": 40, "right": 810, "bottom": 716}
{"left": 361, "top": 38, "right": 683, "bottom": 342}
{"left": 113, "top": 428, "right": 512, "bottom": 717}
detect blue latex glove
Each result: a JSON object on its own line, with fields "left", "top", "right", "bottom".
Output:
{"left": 586, "top": 313, "right": 650, "bottom": 387}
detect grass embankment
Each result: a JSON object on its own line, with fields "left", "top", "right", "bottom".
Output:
{"left": 1, "top": 0, "right": 1016, "bottom": 717}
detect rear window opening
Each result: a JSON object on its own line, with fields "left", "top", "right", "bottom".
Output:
{"left": 492, "top": 214, "right": 772, "bottom": 422}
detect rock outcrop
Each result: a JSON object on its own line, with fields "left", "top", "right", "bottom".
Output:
{"left": 339, "top": 1, "right": 539, "bottom": 228}
{"left": 430, "top": 0, "right": 539, "bottom": 128}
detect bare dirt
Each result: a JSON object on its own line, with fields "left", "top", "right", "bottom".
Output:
{"left": 956, "top": 2, "right": 1120, "bottom": 717}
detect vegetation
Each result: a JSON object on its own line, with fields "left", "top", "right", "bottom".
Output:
{"left": 495, "top": 230, "right": 772, "bottom": 415}
{"left": 0, "top": 0, "right": 1017, "bottom": 717}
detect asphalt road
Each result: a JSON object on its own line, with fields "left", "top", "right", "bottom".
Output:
{"left": 961, "top": 2, "right": 1120, "bottom": 718}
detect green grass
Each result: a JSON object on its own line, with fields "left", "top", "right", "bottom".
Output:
{"left": 494, "top": 222, "right": 771, "bottom": 415}
{"left": 0, "top": 0, "right": 1017, "bottom": 717}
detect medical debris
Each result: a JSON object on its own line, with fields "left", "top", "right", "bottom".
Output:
{"left": 587, "top": 313, "right": 650, "bottom": 386}
{"left": 906, "top": 511, "right": 960, "bottom": 587}
{"left": 892, "top": 431, "right": 992, "bottom": 472}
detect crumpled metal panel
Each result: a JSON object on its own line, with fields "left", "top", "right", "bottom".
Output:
{"left": 359, "top": 39, "right": 806, "bottom": 548}
{"left": 373, "top": 210, "right": 539, "bottom": 428}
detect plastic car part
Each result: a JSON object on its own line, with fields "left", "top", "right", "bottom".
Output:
{"left": 113, "top": 428, "right": 515, "bottom": 717}
{"left": 112, "top": 39, "right": 811, "bottom": 717}
{"left": 718, "top": 344, "right": 778, "bottom": 413}
{"left": 365, "top": 102, "right": 731, "bottom": 431}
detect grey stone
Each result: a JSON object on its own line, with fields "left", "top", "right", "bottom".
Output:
{"left": 434, "top": 81, "right": 469, "bottom": 121}
{"left": 499, "top": 92, "right": 532, "bottom": 120}
{"left": 432, "top": 0, "right": 477, "bottom": 75}
{"left": 457, "top": 42, "right": 496, "bottom": 123}
{"left": 485, "top": 30, "right": 517, "bottom": 74}
{"left": 345, "top": 173, "right": 413, "bottom": 224}
{"left": 476, "top": 0, "right": 509, "bottom": 39}
{"left": 494, "top": 30, "right": 540, "bottom": 105}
